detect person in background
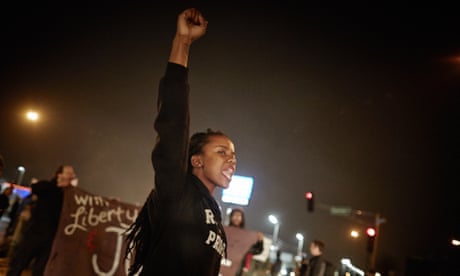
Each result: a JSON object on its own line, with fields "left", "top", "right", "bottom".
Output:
{"left": 0, "top": 185, "right": 19, "bottom": 257}
{"left": 228, "top": 208, "right": 246, "bottom": 228}
{"left": 270, "top": 250, "right": 282, "bottom": 276}
{"left": 302, "top": 239, "right": 327, "bottom": 276}
{"left": 7, "top": 165, "right": 76, "bottom": 276}
{"left": 5, "top": 188, "right": 37, "bottom": 258}
{"left": 0, "top": 185, "right": 13, "bottom": 218}
{"left": 125, "top": 8, "right": 236, "bottom": 276}
{"left": 228, "top": 208, "right": 265, "bottom": 276}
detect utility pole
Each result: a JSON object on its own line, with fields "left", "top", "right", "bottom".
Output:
{"left": 369, "top": 213, "right": 386, "bottom": 271}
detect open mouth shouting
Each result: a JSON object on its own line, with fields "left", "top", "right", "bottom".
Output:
{"left": 222, "top": 166, "right": 235, "bottom": 182}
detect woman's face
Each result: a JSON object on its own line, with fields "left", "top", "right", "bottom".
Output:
{"left": 230, "top": 211, "right": 243, "bottom": 227}
{"left": 192, "top": 135, "right": 236, "bottom": 193}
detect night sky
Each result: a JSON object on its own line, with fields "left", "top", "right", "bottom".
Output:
{"left": 1, "top": 2, "right": 459, "bottom": 274}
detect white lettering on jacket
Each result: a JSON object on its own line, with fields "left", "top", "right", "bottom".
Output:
{"left": 204, "top": 208, "right": 226, "bottom": 257}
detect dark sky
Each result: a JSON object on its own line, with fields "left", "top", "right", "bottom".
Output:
{"left": 1, "top": 2, "right": 459, "bottom": 273}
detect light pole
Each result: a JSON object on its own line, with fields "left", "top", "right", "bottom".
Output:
{"left": 268, "top": 214, "right": 280, "bottom": 249}
{"left": 295, "top": 233, "right": 304, "bottom": 258}
{"left": 15, "top": 166, "right": 26, "bottom": 185}
{"left": 369, "top": 213, "right": 385, "bottom": 271}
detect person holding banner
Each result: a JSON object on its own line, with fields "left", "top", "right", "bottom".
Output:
{"left": 228, "top": 208, "right": 265, "bottom": 276}
{"left": 125, "top": 8, "right": 236, "bottom": 276}
{"left": 7, "top": 165, "right": 76, "bottom": 276}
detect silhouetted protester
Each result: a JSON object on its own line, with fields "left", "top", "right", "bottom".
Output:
{"left": 125, "top": 8, "right": 236, "bottom": 276}
{"left": 0, "top": 185, "right": 13, "bottom": 218}
{"left": 0, "top": 185, "right": 13, "bottom": 255}
{"left": 228, "top": 208, "right": 265, "bottom": 276}
{"left": 4, "top": 188, "right": 35, "bottom": 257}
{"left": 7, "top": 165, "right": 76, "bottom": 276}
{"left": 0, "top": 186, "right": 23, "bottom": 258}
{"left": 5, "top": 194, "right": 20, "bottom": 237}
{"left": 270, "top": 250, "right": 282, "bottom": 276}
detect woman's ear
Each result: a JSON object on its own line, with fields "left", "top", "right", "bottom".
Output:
{"left": 191, "top": 155, "right": 203, "bottom": 168}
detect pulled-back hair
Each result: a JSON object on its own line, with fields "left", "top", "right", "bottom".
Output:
{"left": 125, "top": 128, "right": 228, "bottom": 275}
{"left": 187, "top": 128, "right": 227, "bottom": 173}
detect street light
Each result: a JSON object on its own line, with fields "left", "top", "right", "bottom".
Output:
{"left": 268, "top": 214, "right": 280, "bottom": 249}
{"left": 295, "top": 233, "right": 304, "bottom": 258}
{"left": 25, "top": 110, "right": 40, "bottom": 122}
{"left": 350, "top": 230, "right": 359, "bottom": 238}
{"left": 15, "top": 166, "right": 26, "bottom": 185}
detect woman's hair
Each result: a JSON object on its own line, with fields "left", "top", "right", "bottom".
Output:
{"left": 228, "top": 208, "right": 245, "bottom": 228}
{"left": 125, "top": 128, "right": 228, "bottom": 275}
{"left": 125, "top": 190, "right": 155, "bottom": 275}
{"left": 187, "top": 128, "right": 228, "bottom": 173}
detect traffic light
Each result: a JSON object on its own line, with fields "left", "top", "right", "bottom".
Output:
{"left": 305, "top": 192, "right": 314, "bottom": 212}
{"left": 365, "top": 227, "right": 376, "bottom": 253}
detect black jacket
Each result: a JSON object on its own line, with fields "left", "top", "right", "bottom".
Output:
{"left": 305, "top": 255, "right": 327, "bottom": 276}
{"left": 23, "top": 178, "right": 64, "bottom": 238}
{"left": 139, "top": 63, "right": 227, "bottom": 275}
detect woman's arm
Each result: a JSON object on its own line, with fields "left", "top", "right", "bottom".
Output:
{"left": 169, "top": 8, "right": 208, "bottom": 67}
{"left": 151, "top": 8, "right": 208, "bottom": 202}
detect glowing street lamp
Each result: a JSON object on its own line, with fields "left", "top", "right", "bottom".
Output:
{"left": 268, "top": 214, "right": 280, "bottom": 249}
{"left": 350, "top": 230, "right": 359, "bottom": 238}
{"left": 25, "top": 110, "right": 40, "bottom": 122}
{"left": 268, "top": 214, "right": 279, "bottom": 225}
{"left": 15, "top": 166, "right": 26, "bottom": 185}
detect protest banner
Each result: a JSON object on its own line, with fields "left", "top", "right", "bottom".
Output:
{"left": 220, "top": 226, "right": 260, "bottom": 276}
{"left": 45, "top": 187, "right": 139, "bottom": 276}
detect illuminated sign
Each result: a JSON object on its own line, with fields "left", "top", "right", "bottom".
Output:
{"left": 221, "top": 175, "right": 254, "bottom": 206}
